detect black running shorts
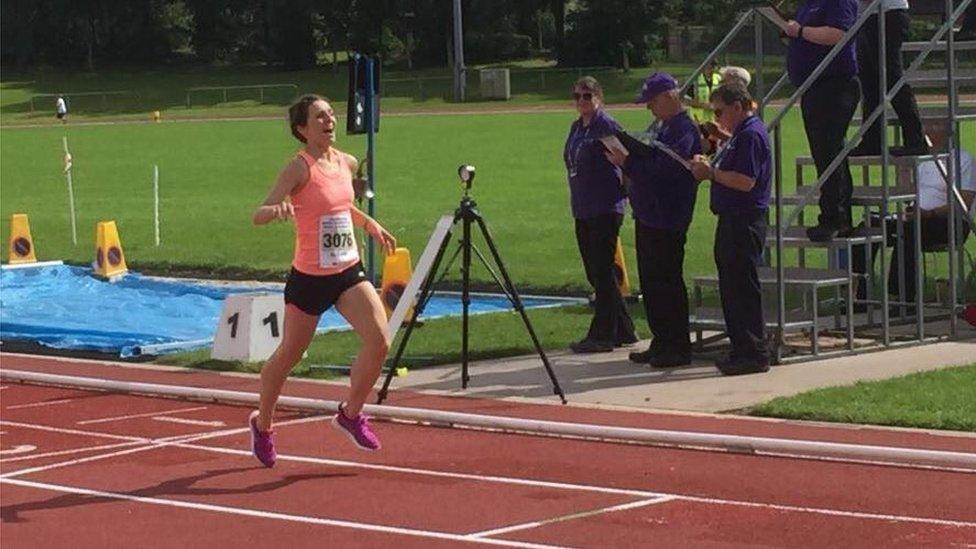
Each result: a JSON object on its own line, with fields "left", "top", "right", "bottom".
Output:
{"left": 284, "top": 262, "right": 369, "bottom": 316}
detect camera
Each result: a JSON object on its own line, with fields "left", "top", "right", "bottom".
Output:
{"left": 458, "top": 164, "right": 476, "bottom": 190}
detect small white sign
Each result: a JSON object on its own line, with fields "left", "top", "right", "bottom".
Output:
{"left": 211, "top": 292, "right": 285, "bottom": 362}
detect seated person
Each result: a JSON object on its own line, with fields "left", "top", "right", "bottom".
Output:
{"left": 853, "top": 131, "right": 975, "bottom": 305}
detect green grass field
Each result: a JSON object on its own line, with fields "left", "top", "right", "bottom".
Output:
{"left": 750, "top": 363, "right": 976, "bottom": 431}
{"left": 0, "top": 59, "right": 789, "bottom": 124}
{"left": 3, "top": 63, "right": 974, "bottom": 372}
{"left": 2, "top": 108, "right": 972, "bottom": 290}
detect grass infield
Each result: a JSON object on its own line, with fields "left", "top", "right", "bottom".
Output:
{"left": 2, "top": 64, "right": 973, "bottom": 373}
{"left": 750, "top": 363, "right": 976, "bottom": 431}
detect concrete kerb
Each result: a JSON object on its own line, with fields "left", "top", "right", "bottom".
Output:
{"left": 3, "top": 368, "right": 975, "bottom": 472}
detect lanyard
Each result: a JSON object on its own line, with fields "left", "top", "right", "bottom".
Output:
{"left": 568, "top": 122, "right": 592, "bottom": 177}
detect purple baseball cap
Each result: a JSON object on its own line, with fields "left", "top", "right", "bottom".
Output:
{"left": 634, "top": 72, "right": 678, "bottom": 103}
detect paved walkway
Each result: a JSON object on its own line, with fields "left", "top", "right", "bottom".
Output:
{"left": 386, "top": 328, "right": 976, "bottom": 413}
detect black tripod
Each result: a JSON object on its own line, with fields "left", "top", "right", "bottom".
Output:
{"left": 376, "top": 168, "right": 567, "bottom": 404}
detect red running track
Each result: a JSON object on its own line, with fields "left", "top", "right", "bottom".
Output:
{"left": 1, "top": 355, "right": 976, "bottom": 547}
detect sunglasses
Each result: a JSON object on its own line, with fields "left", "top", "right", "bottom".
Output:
{"left": 713, "top": 108, "right": 723, "bottom": 118}
{"left": 573, "top": 92, "right": 594, "bottom": 101}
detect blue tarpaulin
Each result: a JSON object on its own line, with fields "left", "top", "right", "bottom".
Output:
{"left": 0, "top": 264, "right": 579, "bottom": 357}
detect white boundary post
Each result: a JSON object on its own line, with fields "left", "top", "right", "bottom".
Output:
{"left": 153, "top": 164, "right": 160, "bottom": 246}
{"left": 62, "top": 135, "right": 77, "bottom": 246}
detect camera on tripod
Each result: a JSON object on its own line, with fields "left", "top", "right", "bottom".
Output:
{"left": 458, "top": 164, "right": 476, "bottom": 191}
{"left": 377, "top": 163, "right": 567, "bottom": 404}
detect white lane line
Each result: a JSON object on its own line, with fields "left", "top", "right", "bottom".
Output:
{"left": 171, "top": 442, "right": 976, "bottom": 529}
{"left": 5, "top": 418, "right": 976, "bottom": 529}
{"left": 0, "top": 386, "right": 9, "bottom": 390}
{"left": 0, "top": 477, "right": 567, "bottom": 549}
{"left": 0, "top": 415, "right": 325, "bottom": 480}
{"left": 0, "top": 420, "right": 149, "bottom": 443}
{"left": 0, "top": 440, "right": 146, "bottom": 463}
{"left": 175, "top": 442, "right": 667, "bottom": 499}
{"left": 468, "top": 497, "right": 677, "bottom": 538}
{"left": 672, "top": 492, "right": 976, "bottom": 529}
{"left": 152, "top": 416, "right": 225, "bottom": 427}
{"left": 0, "top": 445, "right": 37, "bottom": 456}
{"left": 7, "top": 398, "right": 73, "bottom": 410}
{"left": 77, "top": 406, "right": 208, "bottom": 425}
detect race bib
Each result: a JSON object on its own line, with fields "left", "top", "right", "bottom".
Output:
{"left": 318, "top": 212, "right": 359, "bottom": 269}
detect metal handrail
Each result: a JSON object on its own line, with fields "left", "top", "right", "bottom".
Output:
{"left": 763, "top": 0, "right": 881, "bottom": 135}
{"left": 778, "top": 0, "right": 973, "bottom": 231}
{"left": 678, "top": 10, "right": 755, "bottom": 97}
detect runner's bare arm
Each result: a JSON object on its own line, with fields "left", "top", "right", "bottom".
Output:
{"left": 253, "top": 159, "right": 307, "bottom": 225}
{"left": 349, "top": 205, "right": 396, "bottom": 255}
{"left": 344, "top": 152, "right": 359, "bottom": 175}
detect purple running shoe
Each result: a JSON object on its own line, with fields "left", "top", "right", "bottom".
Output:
{"left": 332, "top": 404, "right": 381, "bottom": 451}
{"left": 248, "top": 410, "right": 277, "bottom": 467}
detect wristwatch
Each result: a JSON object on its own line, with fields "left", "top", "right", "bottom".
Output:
{"left": 799, "top": 26, "right": 805, "bottom": 40}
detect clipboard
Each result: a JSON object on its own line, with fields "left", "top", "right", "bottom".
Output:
{"left": 599, "top": 130, "right": 656, "bottom": 158}
{"left": 600, "top": 131, "right": 692, "bottom": 171}
{"left": 756, "top": 5, "right": 791, "bottom": 33}
{"left": 650, "top": 140, "right": 692, "bottom": 171}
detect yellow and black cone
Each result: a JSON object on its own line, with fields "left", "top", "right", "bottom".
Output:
{"left": 94, "top": 220, "right": 128, "bottom": 280}
{"left": 8, "top": 213, "right": 37, "bottom": 264}
{"left": 380, "top": 247, "right": 415, "bottom": 320}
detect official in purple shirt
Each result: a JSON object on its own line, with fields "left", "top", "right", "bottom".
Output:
{"left": 563, "top": 76, "right": 636, "bottom": 353}
{"left": 785, "top": 0, "right": 861, "bottom": 242}
{"left": 605, "top": 72, "right": 702, "bottom": 368}
{"left": 690, "top": 84, "right": 772, "bottom": 376}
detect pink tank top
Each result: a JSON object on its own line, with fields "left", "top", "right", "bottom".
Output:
{"left": 290, "top": 149, "right": 359, "bottom": 276}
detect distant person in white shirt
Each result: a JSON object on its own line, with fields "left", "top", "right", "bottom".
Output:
{"left": 55, "top": 95, "right": 68, "bottom": 123}
{"left": 852, "top": 129, "right": 975, "bottom": 304}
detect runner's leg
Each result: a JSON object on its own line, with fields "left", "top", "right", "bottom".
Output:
{"left": 335, "top": 281, "right": 391, "bottom": 417}
{"left": 255, "top": 304, "right": 319, "bottom": 431}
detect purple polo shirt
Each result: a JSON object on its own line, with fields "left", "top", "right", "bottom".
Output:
{"left": 563, "top": 109, "right": 626, "bottom": 219}
{"left": 622, "top": 110, "right": 702, "bottom": 231}
{"left": 786, "top": 0, "right": 858, "bottom": 88}
{"left": 710, "top": 115, "right": 772, "bottom": 215}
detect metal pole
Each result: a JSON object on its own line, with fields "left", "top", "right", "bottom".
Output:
{"left": 774, "top": 126, "right": 785, "bottom": 364}
{"left": 946, "top": 0, "right": 959, "bottom": 337}
{"left": 878, "top": 1, "right": 891, "bottom": 344}
{"left": 679, "top": 9, "right": 754, "bottom": 97}
{"left": 365, "top": 55, "right": 377, "bottom": 283}
{"left": 754, "top": 10, "right": 765, "bottom": 116}
{"left": 452, "top": 0, "right": 466, "bottom": 102}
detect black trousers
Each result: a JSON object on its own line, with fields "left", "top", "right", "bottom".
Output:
{"left": 852, "top": 214, "right": 971, "bottom": 301}
{"left": 635, "top": 223, "right": 690, "bottom": 355}
{"left": 715, "top": 210, "right": 768, "bottom": 361}
{"left": 961, "top": 2, "right": 976, "bottom": 33}
{"left": 857, "top": 10, "right": 925, "bottom": 151}
{"left": 801, "top": 76, "right": 860, "bottom": 227}
{"left": 575, "top": 214, "right": 635, "bottom": 343}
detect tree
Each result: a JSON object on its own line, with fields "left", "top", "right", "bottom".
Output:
{"left": 561, "top": 0, "right": 666, "bottom": 67}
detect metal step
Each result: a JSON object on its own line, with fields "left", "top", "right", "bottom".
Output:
{"left": 901, "top": 40, "right": 976, "bottom": 52}
{"left": 694, "top": 267, "right": 850, "bottom": 289}
{"left": 795, "top": 154, "right": 952, "bottom": 168}
{"left": 781, "top": 185, "right": 916, "bottom": 206}
{"left": 690, "top": 307, "right": 815, "bottom": 332}
{"left": 851, "top": 104, "right": 976, "bottom": 123}
{"left": 905, "top": 68, "right": 976, "bottom": 87}
{"left": 765, "top": 226, "right": 885, "bottom": 248}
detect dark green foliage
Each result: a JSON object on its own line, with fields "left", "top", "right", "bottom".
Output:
{"left": 1, "top": 0, "right": 756, "bottom": 70}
